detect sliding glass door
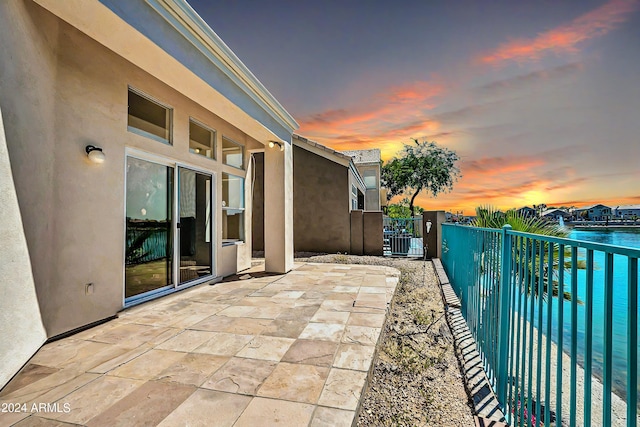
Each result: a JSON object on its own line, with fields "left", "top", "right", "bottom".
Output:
{"left": 178, "top": 167, "right": 212, "bottom": 285}
{"left": 125, "top": 156, "right": 214, "bottom": 303}
{"left": 125, "top": 157, "right": 174, "bottom": 299}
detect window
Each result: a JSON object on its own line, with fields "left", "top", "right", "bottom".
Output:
{"left": 363, "top": 170, "right": 377, "bottom": 189}
{"left": 127, "top": 88, "right": 171, "bottom": 143}
{"left": 222, "top": 173, "right": 244, "bottom": 242}
{"left": 222, "top": 136, "right": 244, "bottom": 169}
{"left": 189, "top": 119, "right": 216, "bottom": 159}
{"left": 351, "top": 185, "right": 358, "bottom": 210}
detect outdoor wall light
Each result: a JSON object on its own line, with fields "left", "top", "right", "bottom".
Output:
{"left": 425, "top": 220, "right": 432, "bottom": 234}
{"left": 268, "top": 141, "right": 284, "bottom": 151}
{"left": 85, "top": 145, "right": 105, "bottom": 164}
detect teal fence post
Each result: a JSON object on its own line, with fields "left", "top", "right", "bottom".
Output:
{"left": 496, "top": 224, "right": 512, "bottom": 408}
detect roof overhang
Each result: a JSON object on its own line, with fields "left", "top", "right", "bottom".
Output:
{"left": 33, "top": 0, "right": 298, "bottom": 143}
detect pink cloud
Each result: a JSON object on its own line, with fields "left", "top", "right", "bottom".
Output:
{"left": 479, "top": 0, "right": 639, "bottom": 65}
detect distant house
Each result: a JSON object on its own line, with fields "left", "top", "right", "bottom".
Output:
{"left": 541, "top": 208, "right": 571, "bottom": 221}
{"left": 517, "top": 206, "right": 537, "bottom": 218}
{"left": 252, "top": 134, "right": 372, "bottom": 253}
{"left": 342, "top": 149, "right": 382, "bottom": 211}
{"left": 574, "top": 204, "right": 612, "bottom": 221}
{"left": 614, "top": 204, "right": 640, "bottom": 219}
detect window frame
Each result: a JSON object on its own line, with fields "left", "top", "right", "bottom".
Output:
{"left": 189, "top": 117, "right": 217, "bottom": 160}
{"left": 221, "top": 172, "right": 245, "bottom": 244}
{"left": 127, "top": 86, "right": 173, "bottom": 145}
{"left": 221, "top": 136, "right": 245, "bottom": 170}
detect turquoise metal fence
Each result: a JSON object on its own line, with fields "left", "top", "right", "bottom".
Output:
{"left": 442, "top": 223, "right": 639, "bottom": 427}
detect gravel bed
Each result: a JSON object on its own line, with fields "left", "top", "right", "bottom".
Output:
{"left": 295, "top": 254, "right": 475, "bottom": 426}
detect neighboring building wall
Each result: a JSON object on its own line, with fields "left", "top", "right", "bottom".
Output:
{"left": 342, "top": 149, "right": 381, "bottom": 211}
{"left": 293, "top": 145, "right": 351, "bottom": 252}
{"left": 252, "top": 147, "right": 352, "bottom": 253}
{"left": 1, "top": 4, "right": 259, "bottom": 338}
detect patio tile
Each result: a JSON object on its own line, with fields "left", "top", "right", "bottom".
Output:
{"left": 277, "top": 305, "right": 320, "bottom": 321}
{"left": 188, "top": 315, "right": 236, "bottom": 332}
{"left": 221, "top": 317, "right": 272, "bottom": 334}
{"left": 0, "top": 364, "right": 57, "bottom": 397}
{"left": 216, "top": 305, "right": 256, "bottom": 318}
{"left": 281, "top": 339, "right": 338, "bottom": 367}
{"left": 359, "top": 286, "right": 387, "bottom": 294}
{"left": 347, "top": 312, "right": 386, "bottom": 328}
{"left": 192, "top": 332, "right": 254, "bottom": 356}
{"left": 261, "top": 319, "right": 308, "bottom": 338}
{"left": 47, "top": 376, "right": 144, "bottom": 424}
{"left": 319, "top": 300, "right": 354, "bottom": 312}
{"left": 317, "top": 368, "right": 368, "bottom": 410}
{"left": 12, "top": 416, "right": 73, "bottom": 426}
{"left": 333, "top": 344, "right": 376, "bottom": 371}
{"left": 310, "top": 406, "right": 356, "bottom": 427}
{"left": 342, "top": 326, "right": 381, "bottom": 346}
{"left": 156, "top": 389, "right": 251, "bottom": 427}
{"left": 235, "top": 336, "right": 295, "bottom": 361}
{"left": 155, "top": 354, "right": 229, "bottom": 386}
{"left": 257, "top": 362, "right": 329, "bottom": 404}
{"left": 155, "top": 330, "right": 217, "bottom": 352}
{"left": 108, "top": 349, "right": 186, "bottom": 380}
{"left": 90, "top": 323, "right": 179, "bottom": 347}
{"left": 233, "top": 397, "right": 315, "bottom": 427}
{"left": 298, "top": 323, "right": 345, "bottom": 342}
{"left": 310, "top": 310, "right": 350, "bottom": 324}
{"left": 85, "top": 380, "right": 196, "bottom": 427}
{"left": 201, "top": 358, "right": 277, "bottom": 395}
{"left": 88, "top": 343, "right": 154, "bottom": 374}
{"left": 248, "top": 306, "right": 282, "bottom": 319}
{"left": 28, "top": 340, "right": 107, "bottom": 370}
{"left": 0, "top": 369, "right": 92, "bottom": 403}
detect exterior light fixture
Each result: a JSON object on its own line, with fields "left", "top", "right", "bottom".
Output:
{"left": 268, "top": 141, "right": 284, "bottom": 151}
{"left": 425, "top": 220, "right": 432, "bottom": 234}
{"left": 85, "top": 145, "right": 105, "bottom": 164}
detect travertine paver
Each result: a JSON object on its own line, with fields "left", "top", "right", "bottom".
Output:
{"left": 0, "top": 262, "right": 399, "bottom": 426}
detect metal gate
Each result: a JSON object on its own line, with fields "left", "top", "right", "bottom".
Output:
{"left": 383, "top": 216, "right": 424, "bottom": 257}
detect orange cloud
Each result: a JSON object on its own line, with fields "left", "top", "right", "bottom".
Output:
{"left": 297, "top": 80, "right": 446, "bottom": 156}
{"left": 479, "top": 0, "right": 639, "bottom": 64}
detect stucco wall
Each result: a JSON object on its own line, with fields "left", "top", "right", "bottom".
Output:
{"left": 252, "top": 147, "right": 351, "bottom": 253}
{"left": 1, "top": 4, "right": 256, "bottom": 338}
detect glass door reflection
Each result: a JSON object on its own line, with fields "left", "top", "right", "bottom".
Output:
{"left": 178, "top": 168, "right": 212, "bottom": 285}
{"left": 125, "top": 157, "right": 174, "bottom": 299}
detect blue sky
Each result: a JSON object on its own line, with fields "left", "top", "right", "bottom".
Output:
{"left": 190, "top": 0, "right": 640, "bottom": 213}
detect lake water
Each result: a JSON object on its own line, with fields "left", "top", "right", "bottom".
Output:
{"left": 555, "top": 228, "right": 640, "bottom": 404}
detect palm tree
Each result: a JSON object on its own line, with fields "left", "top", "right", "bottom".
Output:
{"left": 471, "top": 206, "right": 582, "bottom": 302}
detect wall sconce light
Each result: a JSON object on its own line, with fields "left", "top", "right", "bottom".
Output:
{"left": 425, "top": 220, "right": 432, "bottom": 234}
{"left": 85, "top": 145, "right": 105, "bottom": 164}
{"left": 268, "top": 141, "right": 284, "bottom": 151}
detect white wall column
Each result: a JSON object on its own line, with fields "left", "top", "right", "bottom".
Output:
{"left": 0, "top": 105, "right": 47, "bottom": 389}
{"left": 264, "top": 140, "right": 294, "bottom": 273}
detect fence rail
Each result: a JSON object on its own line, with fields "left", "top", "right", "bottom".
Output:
{"left": 383, "top": 216, "right": 424, "bottom": 257}
{"left": 441, "top": 223, "right": 639, "bottom": 427}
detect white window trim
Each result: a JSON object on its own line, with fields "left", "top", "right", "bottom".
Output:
{"left": 221, "top": 135, "right": 245, "bottom": 170}
{"left": 189, "top": 117, "right": 217, "bottom": 160}
{"left": 127, "top": 86, "right": 173, "bottom": 145}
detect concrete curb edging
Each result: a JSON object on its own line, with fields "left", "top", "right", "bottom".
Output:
{"left": 432, "top": 258, "right": 508, "bottom": 426}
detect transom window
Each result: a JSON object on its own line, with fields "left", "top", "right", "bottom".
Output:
{"left": 127, "top": 88, "right": 172, "bottom": 144}
{"left": 222, "top": 136, "right": 244, "bottom": 169}
{"left": 189, "top": 119, "right": 216, "bottom": 159}
{"left": 222, "top": 173, "right": 244, "bottom": 243}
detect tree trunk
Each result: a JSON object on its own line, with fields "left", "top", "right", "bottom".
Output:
{"left": 409, "top": 187, "right": 422, "bottom": 217}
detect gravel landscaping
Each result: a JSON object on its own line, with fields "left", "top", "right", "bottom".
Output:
{"left": 295, "top": 254, "right": 475, "bottom": 426}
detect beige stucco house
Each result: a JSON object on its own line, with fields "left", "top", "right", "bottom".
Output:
{"left": 0, "top": 0, "right": 297, "bottom": 389}
{"left": 341, "top": 149, "right": 382, "bottom": 211}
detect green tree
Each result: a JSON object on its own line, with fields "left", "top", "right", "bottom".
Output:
{"left": 381, "top": 139, "right": 460, "bottom": 217}
{"left": 385, "top": 197, "right": 424, "bottom": 218}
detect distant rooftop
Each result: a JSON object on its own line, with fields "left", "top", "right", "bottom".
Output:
{"left": 292, "top": 134, "right": 352, "bottom": 162}
{"left": 341, "top": 149, "right": 381, "bottom": 164}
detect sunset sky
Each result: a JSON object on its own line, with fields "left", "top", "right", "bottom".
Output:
{"left": 190, "top": 0, "right": 640, "bottom": 214}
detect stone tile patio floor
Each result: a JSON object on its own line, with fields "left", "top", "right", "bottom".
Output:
{"left": 0, "top": 262, "right": 399, "bottom": 426}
